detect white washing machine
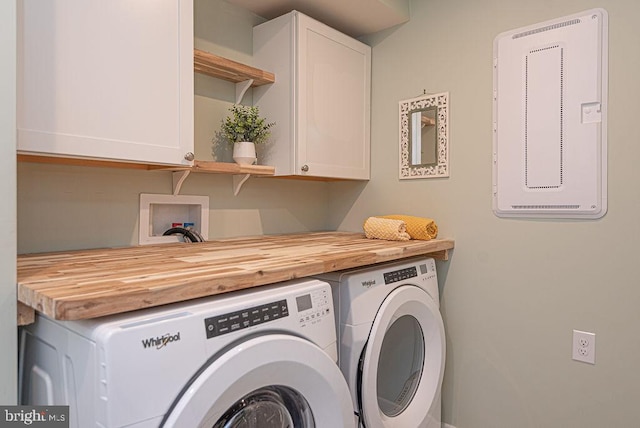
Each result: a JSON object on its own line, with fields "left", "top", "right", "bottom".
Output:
{"left": 19, "top": 279, "right": 355, "bottom": 428}
{"left": 316, "top": 257, "right": 445, "bottom": 428}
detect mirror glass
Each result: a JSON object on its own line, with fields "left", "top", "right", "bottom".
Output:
{"left": 410, "top": 107, "right": 437, "bottom": 166}
{"left": 399, "top": 92, "right": 449, "bottom": 179}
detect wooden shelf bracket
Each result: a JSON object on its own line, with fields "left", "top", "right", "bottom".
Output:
{"left": 167, "top": 161, "right": 276, "bottom": 196}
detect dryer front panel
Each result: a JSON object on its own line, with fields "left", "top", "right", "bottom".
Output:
{"left": 358, "top": 285, "right": 445, "bottom": 428}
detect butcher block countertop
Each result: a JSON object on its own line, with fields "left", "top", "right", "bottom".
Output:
{"left": 17, "top": 232, "right": 454, "bottom": 325}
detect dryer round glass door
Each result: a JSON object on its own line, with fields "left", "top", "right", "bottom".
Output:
{"left": 376, "top": 314, "right": 424, "bottom": 417}
{"left": 160, "top": 334, "right": 355, "bottom": 428}
{"left": 359, "top": 285, "right": 445, "bottom": 428}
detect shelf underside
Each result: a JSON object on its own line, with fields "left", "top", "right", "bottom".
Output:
{"left": 18, "top": 154, "right": 275, "bottom": 176}
{"left": 193, "top": 49, "right": 275, "bottom": 86}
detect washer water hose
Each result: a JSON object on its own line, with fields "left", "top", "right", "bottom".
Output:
{"left": 162, "top": 227, "right": 205, "bottom": 243}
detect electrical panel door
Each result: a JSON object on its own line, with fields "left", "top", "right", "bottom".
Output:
{"left": 493, "top": 9, "right": 608, "bottom": 219}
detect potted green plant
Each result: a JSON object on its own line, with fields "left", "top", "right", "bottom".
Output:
{"left": 220, "top": 104, "right": 275, "bottom": 165}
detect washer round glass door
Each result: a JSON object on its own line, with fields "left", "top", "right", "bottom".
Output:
{"left": 160, "top": 334, "right": 354, "bottom": 428}
{"left": 359, "top": 285, "right": 445, "bottom": 428}
{"left": 213, "top": 385, "right": 313, "bottom": 427}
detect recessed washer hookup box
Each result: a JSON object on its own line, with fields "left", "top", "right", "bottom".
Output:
{"left": 139, "top": 194, "right": 209, "bottom": 245}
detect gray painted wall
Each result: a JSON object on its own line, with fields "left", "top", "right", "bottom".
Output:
{"left": 14, "top": 0, "right": 640, "bottom": 426}
{"left": 334, "top": 0, "right": 638, "bottom": 426}
{"left": 1, "top": 0, "right": 17, "bottom": 404}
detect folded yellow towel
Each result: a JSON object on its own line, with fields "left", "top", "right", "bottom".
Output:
{"left": 363, "top": 217, "right": 411, "bottom": 241}
{"left": 377, "top": 215, "right": 438, "bottom": 240}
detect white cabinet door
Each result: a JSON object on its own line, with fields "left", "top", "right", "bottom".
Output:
{"left": 17, "top": 0, "right": 194, "bottom": 166}
{"left": 254, "top": 11, "right": 370, "bottom": 180}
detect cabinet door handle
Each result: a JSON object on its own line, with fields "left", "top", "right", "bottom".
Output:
{"left": 184, "top": 152, "right": 195, "bottom": 161}
{"left": 301, "top": 165, "right": 309, "bottom": 172}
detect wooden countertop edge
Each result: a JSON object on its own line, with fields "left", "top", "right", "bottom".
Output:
{"left": 17, "top": 235, "right": 454, "bottom": 325}
{"left": 18, "top": 302, "right": 35, "bottom": 326}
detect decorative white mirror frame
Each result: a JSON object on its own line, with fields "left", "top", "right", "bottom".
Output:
{"left": 399, "top": 92, "right": 449, "bottom": 179}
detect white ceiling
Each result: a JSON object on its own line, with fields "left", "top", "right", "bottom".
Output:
{"left": 225, "top": 0, "right": 410, "bottom": 37}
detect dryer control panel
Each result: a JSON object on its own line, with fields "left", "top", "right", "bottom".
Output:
{"left": 383, "top": 259, "right": 436, "bottom": 285}
{"left": 204, "top": 300, "right": 289, "bottom": 338}
{"left": 383, "top": 266, "right": 418, "bottom": 284}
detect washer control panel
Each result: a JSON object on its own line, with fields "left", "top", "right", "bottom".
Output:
{"left": 204, "top": 299, "right": 289, "bottom": 339}
{"left": 296, "top": 287, "right": 331, "bottom": 326}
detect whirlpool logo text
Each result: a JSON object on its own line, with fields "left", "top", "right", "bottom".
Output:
{"left": 361, "top": 279, "right": 376, "bottom": 288}
{"left": 141, "top": 332, "right": 181, "bottom": 350}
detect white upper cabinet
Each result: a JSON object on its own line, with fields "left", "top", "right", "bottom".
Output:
{"left": 17, "top": 0, "right": 194, "bottom": 166}
{"left": 253, "top": 11, "right": 371, "bottom": 180}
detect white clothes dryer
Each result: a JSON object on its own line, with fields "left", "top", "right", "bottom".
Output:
{"left": 19, "top": 279, "right": 355, "bottom": 428}
{"left": 316, "top": 257, "right": 445, "bottom": 428}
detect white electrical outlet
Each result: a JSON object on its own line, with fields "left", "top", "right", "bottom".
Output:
{"left": 572, "top": 330, "right": 596, "bottom": 364}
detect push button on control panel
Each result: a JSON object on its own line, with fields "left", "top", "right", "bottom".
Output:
{"left": 204, "top": 299, "right": 289, "bottom": 339}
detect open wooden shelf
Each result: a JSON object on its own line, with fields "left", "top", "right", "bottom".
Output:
{"left": 151, "top": 160, "right": 275, "bottom": 196}
{"left": 194, "top": 49, "right": 275, "bottom": 86}
{"left": 18, "top": 155, "right": 275, "bottom": 196}
{"left": 151, "top": 160, "right": 275, "bottom": 176}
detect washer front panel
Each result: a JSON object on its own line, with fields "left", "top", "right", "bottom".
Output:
{"left": 20, "top": 279, "right": 341, "bottom": 428}
{"left": 161, "top": 334, "right": 355, "bottom": 427}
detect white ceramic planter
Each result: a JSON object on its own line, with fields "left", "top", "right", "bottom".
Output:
{"left": 232, "top": 141, "right": 257, "bottom": 165}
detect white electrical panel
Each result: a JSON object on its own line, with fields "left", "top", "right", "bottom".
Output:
{"left": 493, "top": 9, "right": 608, "bottom": 219}
{"left": 139, "top": 194, "right": 209, "bottom": 245}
